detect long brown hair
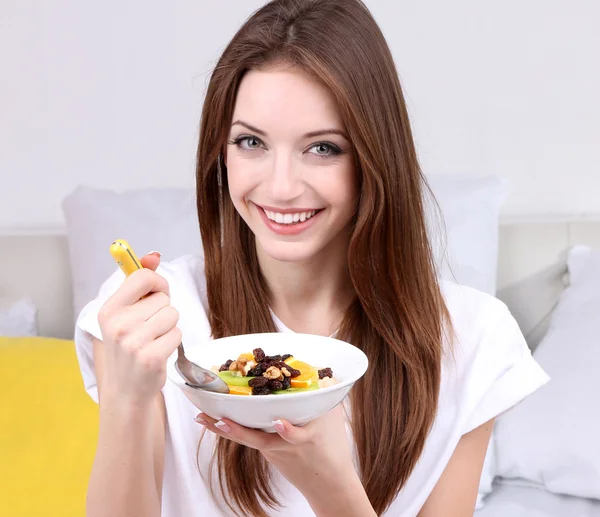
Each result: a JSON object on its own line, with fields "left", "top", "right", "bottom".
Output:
{"left": 196, "top": 0, "right": 451, "bottom": 515}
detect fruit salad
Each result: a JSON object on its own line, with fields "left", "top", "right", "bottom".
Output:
{"left": 212, "top": 348, "right": 337, "bottom": 396}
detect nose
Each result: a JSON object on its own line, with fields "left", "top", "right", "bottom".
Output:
{"left": 266, "top": 151, "right": 304, "bottom": 202}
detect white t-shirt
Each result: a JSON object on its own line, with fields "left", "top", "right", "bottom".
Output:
{"left": 74, "top": 254, "right": 549, "bottom": 517}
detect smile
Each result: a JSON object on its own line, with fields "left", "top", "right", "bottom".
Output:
{"left": 263, "top": 209, "right": 322, "bottom": 225}
{"left": 254, "top": 204, "right": 325, "bottom": 236}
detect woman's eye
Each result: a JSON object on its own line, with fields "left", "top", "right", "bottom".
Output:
{"left": 308, "top": 142, "right": 341, "bottom": 157}
{"left": 238, "top": 136, "right": 262, "bottom": 150}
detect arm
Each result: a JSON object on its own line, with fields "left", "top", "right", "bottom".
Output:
{"left": 86, "top": 336, "right": 167, "bottom": 517}
{"left": 418, "top": 418, "right": 495, "bottom": 517}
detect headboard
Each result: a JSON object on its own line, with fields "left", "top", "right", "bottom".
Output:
{"left": 1, "top": 220, "right": 599, "bottom": 344}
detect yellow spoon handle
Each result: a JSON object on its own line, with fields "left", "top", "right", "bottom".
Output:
{"left": 109, "top": 239, "right": 143, "bottom": 277}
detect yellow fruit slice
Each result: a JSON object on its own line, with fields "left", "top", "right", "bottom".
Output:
{"left": 285, "top": 358, "right": 319, "bottom": 377}
{"left": 285, "top": 358, "right": 319, "bottom": 388}
{"left": 290, "top": 378, "right": 313, "bottom": 388}
{"left": 228, "top": 385, "right": 253, "bottom": 396}
{"left": 239, "top": 353, "right": 255, "bottom": 362}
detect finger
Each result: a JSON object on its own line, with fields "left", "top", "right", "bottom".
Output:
{"left": 120, "top": 304, "right": 179, "bottom": 351}
{"left": 143, "top": 325, "right": 182, "bottom": 361}
{"left": 104, "top": 268, "right": 170, "bottom": 312}
{"left": 140, "top": 252, "right": 161, "bottom": 271}
{"left": 100, "top": 291, "right": 171, "bottom": 341}
{"left": 271, "top": 418, "right": 310, "bottom": 445}
{"left": 194, "top": 413, "right": 278, "bottom": 450}
{"left": 193, "top": 413, "right": 246, "bottom": 446}
{"left": 134, "top": 291, "right": 172, "bottom": 321}
{"left": 275, "top": 405, "right": 344, "bottom": 445}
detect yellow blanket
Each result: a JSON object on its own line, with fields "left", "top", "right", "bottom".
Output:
{"left": 0, "top": 337, "right": 98, "bottom": 517}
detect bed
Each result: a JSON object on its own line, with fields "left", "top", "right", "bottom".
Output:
{"left": 478, "top": 483, "right": 600, "bottom": 517}
{"left": 2, "top": 216, "right": 600, "bottom": 516}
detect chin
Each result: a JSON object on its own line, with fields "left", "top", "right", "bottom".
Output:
{"left": 257, "top": 239, "right": 321, "bottom": 263}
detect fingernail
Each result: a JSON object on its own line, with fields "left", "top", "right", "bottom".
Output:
{"left": 194, "top": 415, "right": 207, "bottom": 426}
{"left": 215, "top": 420, "right": 232, "bottom": 433}
{"left": 272, "top": 419, "right": 285, "bottom": 433}
{"left": 147, "top": 250, "right": 161, "bottom": 258}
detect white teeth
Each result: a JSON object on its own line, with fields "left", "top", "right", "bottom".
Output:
{"left": 264, "top": 208, "right": 321, "bottom": 225}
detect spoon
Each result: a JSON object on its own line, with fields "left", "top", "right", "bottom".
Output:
{"left": 109, "top": 239, "right": 230, "bottom": 394}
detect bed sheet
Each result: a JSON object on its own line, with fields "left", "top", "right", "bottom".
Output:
{"left": 476, "top": 483, "right": 600, "bottom": 517}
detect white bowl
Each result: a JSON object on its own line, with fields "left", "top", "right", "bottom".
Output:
{"left": 166, "top": 332, "right": 368, "bottom": 432}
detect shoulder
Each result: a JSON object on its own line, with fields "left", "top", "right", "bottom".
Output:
{"left": 440, "top": 280, "right": 514, "bottom": 348}
{"left": 437, "top": 280, "right": 548, "bottom": 433}
{"left": 438, "top": 280, "right": 532, "bottom": 392}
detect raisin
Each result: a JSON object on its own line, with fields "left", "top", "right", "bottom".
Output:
{"left": 219, "top": 359, "right": 233, "bottom": 372}
{"left": 318, "top": 367, "right": 333, "bottom": 379}
{"left": 285, "top": 366, "right": 301, "bottom": 378}
{"left": 262, "top": 361, "right": 278, "bottom": 371}
{"left": 252, "top": 386, "right": 271, "bottom": 396}
{"left": 282, "top": 377, "right": 291, "bottom": 390}
{"left": 266, "top": 355, "right": 282, "bottom": 363}
{"left": 268, "top": 380, "right": 284, "bottom": 391}
{"left": 248, "top": 376, "right": 269, "bottom": 388}
{"left": 281, "top": 354, "right": 292, "bottom": 361}
{"left": 253, "top": 348, "right": 266, "bottom": 362}
{"left": 247, "top": 363, "right": 266, "bottom": 377}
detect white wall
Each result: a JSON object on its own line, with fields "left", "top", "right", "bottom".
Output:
{"left": 1, "top": 0, "right": 598, "bottom": 231}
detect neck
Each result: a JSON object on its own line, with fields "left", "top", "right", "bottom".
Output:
{"left": 256, "top": 232, "right": 355, "bottom": 336}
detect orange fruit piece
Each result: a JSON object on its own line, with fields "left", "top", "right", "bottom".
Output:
{"left": 285, "top": 358, "right": 319, "bottom": 388}
{"left": 290, "top": 378, "right": 313, "bottom": 388}
{"left": 239, "top": 353, "right": 255, "bottom": 362}
{"left": 228, "top": 385, "right": 253, "bottom": 396}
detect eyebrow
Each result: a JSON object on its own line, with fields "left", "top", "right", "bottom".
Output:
{"left": 231, "top": 120, "right": 349, "bottom": 140}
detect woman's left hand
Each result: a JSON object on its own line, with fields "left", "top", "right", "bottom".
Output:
{"left": 195, "top": 404, "right": 376, "bottom": 517}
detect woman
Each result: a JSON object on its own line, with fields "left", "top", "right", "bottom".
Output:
{"left": 75, "top": 1, "right": 548, "bottom": 516}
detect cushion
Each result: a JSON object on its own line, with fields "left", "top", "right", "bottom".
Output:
{"left": 0, "top": 337, "right": 98, "bottom": 517}
{"left": 493, "top": 245, "right": 600, "bottom": 498}
{"left": 0, "top": 297, "right": 37, "bottom": 337}
{"left": 427, "top": 175, "right": 508, "bottom": 295}
{"left": 62, "top": 185, "right": 202, "bottom": 317}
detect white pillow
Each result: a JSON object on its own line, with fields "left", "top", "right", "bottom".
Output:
{"left": 62, "top": 186, "right": 202, "bottom": 317}
{"left": 62, "top": 176, "right": 507, "bottom": 316}
{"left": 494, "top": 245, "right": 600, "bottom": 499}
{"left": 0, "top": 297, "right": 37, "bottom": 337}
{"left": 426, "top": 175, "right": 509, "bottom": 295}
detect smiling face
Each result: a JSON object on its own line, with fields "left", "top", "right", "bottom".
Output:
{"left": 225, "top": 66, "right": 358, "bottom": 264}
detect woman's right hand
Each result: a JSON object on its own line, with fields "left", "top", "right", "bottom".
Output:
{"left": 97, "top": 252, "right": 182, "bottom": 406}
